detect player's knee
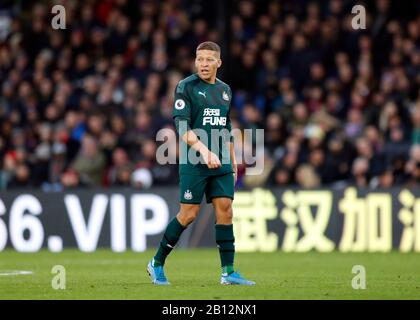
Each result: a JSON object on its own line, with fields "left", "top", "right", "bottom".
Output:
{"left": 217, "top": 202, "right": 233, "bottom": 222}
{"left": 178, "top": 205, "right": 200, "bottom": 225}
{"left": 219, "top": 201, "right": 232, "bottom": 214}
{"left": 227, "top": 207, "right": 233, "bottom": 220}
{"left": 182, "top": 211, "right": 199, "bottom": 224}
{"left": 223, "top": 207, "right": 233, "bottom": 222}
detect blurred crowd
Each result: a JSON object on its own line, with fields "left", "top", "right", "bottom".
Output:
{"left": 0, "top": 0, "right": 419, "bottom": 190}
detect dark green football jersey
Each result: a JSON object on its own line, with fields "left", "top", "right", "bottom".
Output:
{"left": 173, "top": 73, "right": 234, "bottom": 176}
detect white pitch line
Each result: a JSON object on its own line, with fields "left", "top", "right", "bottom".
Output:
{"left": 58, "top": 259, "right": 141, "bottom": 265}
{"left": 0, "top": 270, "right": 33, "bottom": 276}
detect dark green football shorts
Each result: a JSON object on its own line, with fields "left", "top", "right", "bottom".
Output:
{"left": 179, "top": 173, "right": 234, "bottom": 204}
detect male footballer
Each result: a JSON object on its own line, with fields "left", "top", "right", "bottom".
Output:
{"left": 147, "top": 41, "right": 255, "bottom": 286}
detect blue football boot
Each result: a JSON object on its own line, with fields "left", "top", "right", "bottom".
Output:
{"left": 147, "top": 259, "right": 170, "bottom": 285}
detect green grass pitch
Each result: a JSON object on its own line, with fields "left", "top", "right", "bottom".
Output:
{"left": 0, "top": 249, "right": 419, "bottom": 299}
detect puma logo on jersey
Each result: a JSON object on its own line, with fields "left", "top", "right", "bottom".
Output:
{"left": 198, "top": 91, "right": 206, "bottom": 98}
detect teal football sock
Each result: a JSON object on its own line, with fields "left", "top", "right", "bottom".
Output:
{"left": 215, "top": 224, "right": 235, "bottom": 274}
{"left": 154, "top": 217, "right": 186, "bottom": 266}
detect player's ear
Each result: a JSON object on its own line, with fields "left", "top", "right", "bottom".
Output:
{"left": 217, "top": 58, "right": 222, "bottom": 68}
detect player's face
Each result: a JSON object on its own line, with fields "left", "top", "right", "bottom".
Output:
{"left": 195, "top": 49, "right": 221, "bottom": 82}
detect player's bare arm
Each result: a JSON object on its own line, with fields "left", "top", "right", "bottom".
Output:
{"left": 181, "top": 129, "right": 221, "bottom": 169}
{"left": 229, "top": 142, "right": 237, "bottom": 184}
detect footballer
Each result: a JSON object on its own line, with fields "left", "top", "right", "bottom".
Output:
{"left": 147, "top": 41, "right": 255, "bottom": 286}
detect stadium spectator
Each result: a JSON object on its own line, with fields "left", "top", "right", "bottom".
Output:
{"left": 71, "top": 134, "right": 106, "bottom": 186}
{"left": 7, "top": 162, "right": 31, "bottom": 188}
{"left": 107, "top": 147, "right": 134, "bottom": 186}
{"left": 0, "top": 0, "right": 419, "bottom": 190}
{"left": 295, "top": 164, "right": 321, "bottom": 188}
{"left": 60, "top": 168, "right": 85, "bottom": 189}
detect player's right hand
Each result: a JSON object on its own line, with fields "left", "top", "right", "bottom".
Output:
{"left": 204, "top": 151, "right": 221, "bottom": 169}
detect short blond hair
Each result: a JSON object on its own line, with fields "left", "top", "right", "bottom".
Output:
{"left": 196, "top": 41, "right": 221, "bottom": 53}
